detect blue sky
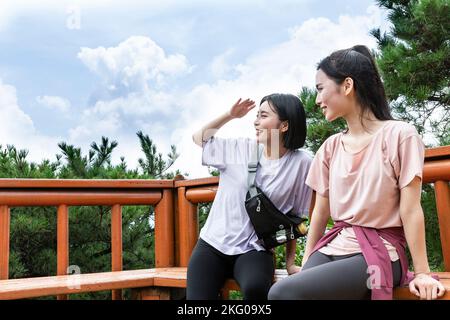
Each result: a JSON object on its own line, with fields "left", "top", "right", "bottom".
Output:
{"left": 0, "top": 0, "right": 389, "bottom": 178}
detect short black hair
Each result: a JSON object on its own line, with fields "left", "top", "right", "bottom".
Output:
{"left": 260, "top": 93, "right": 307, "bottom": 150}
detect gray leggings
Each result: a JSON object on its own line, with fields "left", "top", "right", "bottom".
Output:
{"left": 268, "top": 251, "right": 402, "bottom": 300}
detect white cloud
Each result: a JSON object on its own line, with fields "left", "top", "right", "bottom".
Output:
{"left": 170, "top": 5, "right": 385, "bottom": 178}
{"left": 210, "top": 48, "right": 236, "bottom": 79}
{"left": 0, "top": 79, "right": 60, "bottom": 162}
{"left": 78, "top": 36, "right": 192, "bottom": 95}
{"left": 36, "top": 95, "right": 71, "bottom": 113}
{"left": 66, "top": 36, "right": 193, "bottom": 169}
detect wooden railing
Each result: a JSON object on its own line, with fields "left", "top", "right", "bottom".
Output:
{"left": 0, "top": 179, "right": 175, "bottom": 299}
{"left": 0, "top": 146, "right": 449, "bottom": 299}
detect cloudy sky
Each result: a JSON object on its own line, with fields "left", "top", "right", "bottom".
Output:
{"left": 0, "top": 0, "right": 390, "bottom": 178}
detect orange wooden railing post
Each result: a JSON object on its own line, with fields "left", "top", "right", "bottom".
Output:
{"left": 178, "top": 187, "right": 199, "bottom": 267}
{"left": 57, "top": 204, "right": 69, "bottom": 300}
{"left": 111, "top": 204, "right": 123, "bottom": 300}
{"left": 172, "top": 175, "right": 185, "bottom": 267}
{"left": 154, "top": 189, "right": 175, "bottom": 268}
{"left": 435, "top": 181, "right": 450, "bottom": 271}
{"left": 0, "top": 205, "right": 10, "bottom": 280}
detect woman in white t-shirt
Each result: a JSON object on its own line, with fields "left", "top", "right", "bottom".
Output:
{"left": 187, "top": 93, "right": 313, "bottom": 300}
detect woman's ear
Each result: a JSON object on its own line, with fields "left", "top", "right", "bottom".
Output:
{"left": 343, "top": 77, "right": 354, "bottom": 96}
{"left": 280, "top": 121, "right": 289, "bottom": 133}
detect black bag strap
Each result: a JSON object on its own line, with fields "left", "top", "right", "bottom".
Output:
{"left": 247, "top": 144, "right": 303, "bottom": 220}
{"left": 247, "top": 141, "right": 263, "bottom": 198}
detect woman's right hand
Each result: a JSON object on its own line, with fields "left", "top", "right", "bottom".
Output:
{"left": 192, "top": 98, "right": 255, "bottom": 146}
{"left": 228, "top": 98, "right": 256, "bottom": 119}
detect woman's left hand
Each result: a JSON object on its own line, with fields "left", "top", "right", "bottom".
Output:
{"left": 409, "top": 273, "right": 446, "bottom": 300}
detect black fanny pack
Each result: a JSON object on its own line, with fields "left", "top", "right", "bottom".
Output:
{"left": 244, "top": 143, "right": 308, "bottom": 249}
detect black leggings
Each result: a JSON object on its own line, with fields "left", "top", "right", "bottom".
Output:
{"left": 187, "top": 238, "right": 274, "bottom": 300}
{"left": 268, "top": 251, "right": 402, "bottom": 300}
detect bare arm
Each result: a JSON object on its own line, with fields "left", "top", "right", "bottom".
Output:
{"left": 286, "top": 239, "right": 299, "bottom": 275}
{"left": 286, "top": 192, "right": 317, "bottom": 275}
{"left": 400, "top": 176, "right": 445, "bottom": 299}
{"left": 301, "top": 193, "right": 330, "bottom": 267}
{"left": 192, "top": 98, "right": 256, "bottom": 147}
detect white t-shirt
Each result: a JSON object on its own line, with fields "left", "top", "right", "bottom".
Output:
{"left": 199, "top": 136, "right": 313, "bottom": 255}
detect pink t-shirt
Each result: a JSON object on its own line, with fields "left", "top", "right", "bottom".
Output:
{"left": 305, "top": 120, "right": 425, "bottom": 261}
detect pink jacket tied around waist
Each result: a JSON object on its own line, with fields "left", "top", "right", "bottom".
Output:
{"left": 310, "top": 221, "right": 439, "bottom": 300}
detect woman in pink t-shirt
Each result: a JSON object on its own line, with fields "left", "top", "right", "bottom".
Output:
{"left": 268, "top": 45, "right": 445, "bottom": 300}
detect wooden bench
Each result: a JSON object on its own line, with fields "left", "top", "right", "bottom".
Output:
{"left": 1, "top": 266, "right": 450, "bottom": 300}
{"left": 0, "top": 269, "right": 156, "bottom": 300}
{"left": 0, "top": 267, "right": 288, "bottom": 300}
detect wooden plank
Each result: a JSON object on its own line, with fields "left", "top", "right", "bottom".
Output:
{"left": 185, "top": 186, "right": 218, "bottom": 203}
{"left": 0, "top": 269, "right": 156, "bottom": 300}
{"left": 0, "top": 205, "right": 10, "bottom": 280}
{"left": 155, "top": 189, "right": 175, "bottom": 268}
{"left": 57, "top": 205, "right": 69, "bottom": 300}
{"left": 153, "top": 277, "right": 187, "bottom": 288}
{"left": 133, "top": 287, "right": 171, "bottom": 300}
{"left": 425, "top": 146, "right": 450, "bottom": 161}
{"left": 0, "top": 190, "right": 162, "bottom": 206}
{"left": 111, "top": 204, "right": 123, "bottom": 300}
{"left": 152, "top": 267, "right": 188, "bottom": 288}
{"left": 423, "top": 160, "right": 450, "bottom": 184}
{"left": 175, "top": 177, "right": 219, "bottom": 188}
{"left": 0, "top": 179, "right": 173, "bottom": 189}
{"left": 435, "top": 181, "right": 450, "bottom": 271}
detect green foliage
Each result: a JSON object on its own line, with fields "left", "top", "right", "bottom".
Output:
{"left": 136, "top": 131, "right": 181, "bottom": 179}
{"left": 372, "top": 0, "right": 450, "bottom": 145}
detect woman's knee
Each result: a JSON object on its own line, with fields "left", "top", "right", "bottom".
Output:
{"left": 267, "top": 282, "right": 285, "bottom": 300}
{"left": 268, "top": 272, "right": 320, "bottom": 300}
{"left": 268, "top": 279, "right": 303, "bottom": 300}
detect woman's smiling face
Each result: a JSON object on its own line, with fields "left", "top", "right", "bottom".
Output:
{"left": 254, "top": 101, "right": 286, "bottom": 145}
{"left": 315, "top": 68, "right": 351, "bottom": 122}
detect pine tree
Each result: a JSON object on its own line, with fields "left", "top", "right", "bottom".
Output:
{"left": 371, "top": 0, "right": 450, "bottom": 145}
{"left": 136, "top": 131, "right": 181, "bottom": 179}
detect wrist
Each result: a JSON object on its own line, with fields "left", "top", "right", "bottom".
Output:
{"left": 414, "top": 271, "right": 432, "bottom": 277}
{"left": 414, "top": 266, "right": 431, "bottom": 275}
{"left": 286, "top": 263, "right": 295, "bottom": 270}
{"left": 225, "top": 111, "right": 235, "bottom": 120}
